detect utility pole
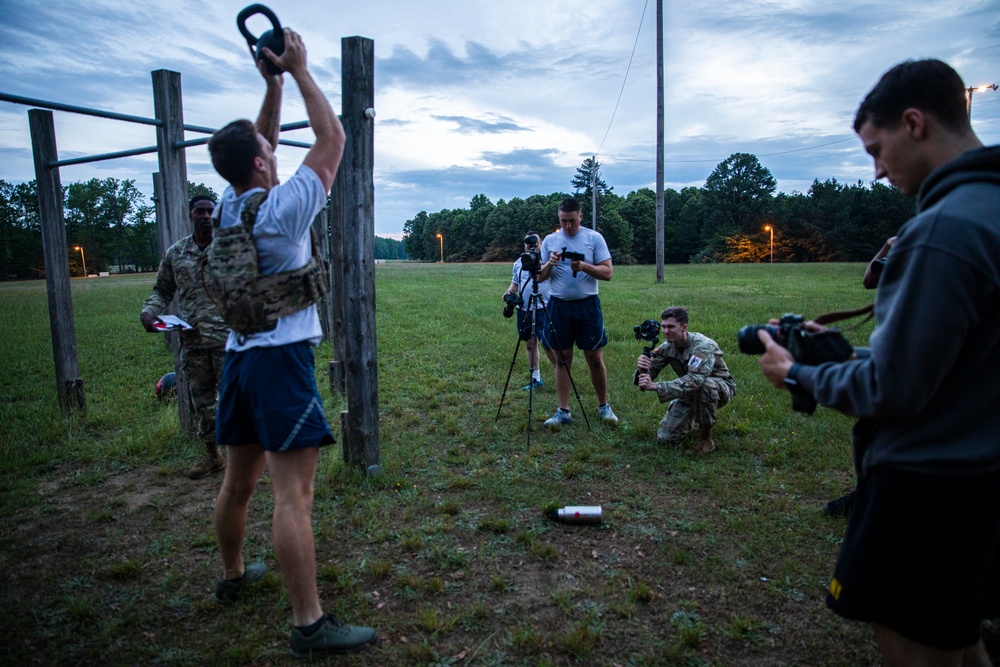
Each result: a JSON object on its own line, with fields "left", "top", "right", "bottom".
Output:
{"left": 591, "top": 155, "right": 598, "bottom": 230}
{"left": 655, "top": 0, "right": 664, "bottom": 282}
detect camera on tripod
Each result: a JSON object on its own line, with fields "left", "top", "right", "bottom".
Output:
{"left": 518, "top": 235, "right": 542, "bottom": 275}
{"left": 502, "top": 292, "right": 523, "bottom": 318}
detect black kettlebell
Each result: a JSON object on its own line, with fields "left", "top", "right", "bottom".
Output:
{"left": 237, "top": 4, "right": 285, "bottom": 75}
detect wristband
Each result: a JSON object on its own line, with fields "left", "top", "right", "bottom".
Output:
{"left": 784, "top": 362, "right": 802, "bottom": 387}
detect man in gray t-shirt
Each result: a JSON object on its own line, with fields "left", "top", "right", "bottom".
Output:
{"left": 535, "top": 198, "right": 618, "bottom": 428}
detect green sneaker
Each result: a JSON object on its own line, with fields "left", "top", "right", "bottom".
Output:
{"left": 214, "top": 562, "right": 267, "bottom": 604}
{"left": 290, "top": 616, "right": 377, "bottom": 658}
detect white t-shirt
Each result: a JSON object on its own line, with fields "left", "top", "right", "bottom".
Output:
{"left": 511, "top": 257, "right": 551, "bottom": 310}
{"left": 215, "top": 165, "right": 327, "bottom": 351}
{"left": 539, "top": 226, "right": 611, "bottom": 300}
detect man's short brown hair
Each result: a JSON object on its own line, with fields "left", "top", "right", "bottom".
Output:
{"left": 661, "top": 306, "right": 688, "bottom": 324}
{"left": 854, "top": 59, "right": 970, "bottom": 134}
{"left": 558, "top": 198, "right": 581, "bottom": 214}
{"left": 208, "top": 119, "right": 260, "bottom": 188}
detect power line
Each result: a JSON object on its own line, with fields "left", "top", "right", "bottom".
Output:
{"left": 604, "top": 136, "right": 856, "bottom": 164}
{"left": 596, "top": 0, "right": 649, "bottom": 156}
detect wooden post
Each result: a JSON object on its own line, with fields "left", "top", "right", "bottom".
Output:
{"left": 329, "top": 164, "right": 347, "bottom": 397}
{"left": 29, "top": 109, "right": 85, "bottom": 414}
{"left": 333, "top": 36, "right": 380, "bottom": 473}
{"left": 152, "top": 70, "right": 195, "bottom": 436}
{"left": 151, "top": 171, "right": 194, "bottom": 432}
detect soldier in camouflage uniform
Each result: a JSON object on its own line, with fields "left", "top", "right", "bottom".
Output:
{"left": 635, "top": 306, "right": 736, "bottom": 454}
{"left": 140, "top": 196, "right": 229, "bottom": 479}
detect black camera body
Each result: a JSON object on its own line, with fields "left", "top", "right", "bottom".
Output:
{"left": 633, "top": 319, "right": 660, "bottom": 344}
{"left": 520, "top": 251, "right": 542, "bottom": 275}
{"left": 634, "top": 319, "right": 660, "bottom": 372}
{"left": 737, "top": 313, "right": 855, "bottom": 413}
{"left": 502, "top": 291, "right": 523, "bottom": 318}
{"left": 561, "top": 248, "right": 586, "bottom": 277}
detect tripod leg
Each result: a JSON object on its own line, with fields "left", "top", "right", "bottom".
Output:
{"left": 495, "top": 334, "right": 523, "bottom": 423}
{"left": 538, "top": 296, "right": 592, "bottom": 430}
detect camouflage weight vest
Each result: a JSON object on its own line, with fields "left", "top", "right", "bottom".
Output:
{"left": 203, "top": 192, "right": 328, "bottom": 337}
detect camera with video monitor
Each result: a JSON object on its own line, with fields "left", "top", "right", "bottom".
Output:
{"left": 561, "top": 248, "right": 585, "bottom": 277}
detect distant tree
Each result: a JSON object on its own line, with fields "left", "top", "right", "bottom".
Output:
{"left": 702, "top": 153, "right": 776, "bottom": 241}
{"left": 187, "top": 181, "right": 218, "bottom": 202}
{"left": 618, "top": 188, "right": 657, "bottom": 263}
{"left": 65, "top": 178, "right": 151, "bottom": 273}
{"left": 571, "top": 157, "right": 613, "bottom": 227}
{"left": 402, "top": 211, "right": 429, "bottom": 260}
{"left": 373, "top": 236, "right": 406, "bottom": 260}
{"left": 0, "top": 180, "right": 44, "bottom": 280}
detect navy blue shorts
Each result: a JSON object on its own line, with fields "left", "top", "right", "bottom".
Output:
{"left": 216, "top": 342, "right": 335, "bottom": 452}
{"left": 516, "top": 307, "right": 549, "bottom": 342}
{"left": 541, "top": 295, "right": 608, "bottom": 351}
{"left": 826, "top": 466, "right": 1000, "bottom": 650}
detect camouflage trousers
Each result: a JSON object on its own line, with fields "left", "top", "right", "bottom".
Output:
{"left": 179, "top": 346, "right": 226, "bottom": 444}
{"left": 657, "top": 377, "right": 734, "bottom": 445}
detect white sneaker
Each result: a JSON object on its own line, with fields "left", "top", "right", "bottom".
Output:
{"left": 543, "top": 408, "right": 573, "bottom": 429}
{"left": 597, "top": 404, "right": 619, "bottom": 425}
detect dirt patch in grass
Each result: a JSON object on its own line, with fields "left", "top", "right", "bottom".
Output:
{"left": 0, "top": 456, "right": 888, "bottom": 667}
{"left": 3, "top": 445, "right": 998, "bottom": 666}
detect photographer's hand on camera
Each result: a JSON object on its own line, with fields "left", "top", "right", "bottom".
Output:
{"left": 535, "top": 251, "right": 560, "bottom": 282}
{"left": 756, "top": 329, "right": 796, "bottom": 390}
{"left": 636, "top": 372, "right": 657, "bottom": 391}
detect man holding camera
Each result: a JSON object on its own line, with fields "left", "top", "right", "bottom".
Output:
{"left": 503, "top": 232, "right": 556, "bottom": 390}
{"left": 635, "top": 307, "right": 735, "bottom": 454}
{"left": 140, "top": 195, "right": 228, "bottom": 479}
{"left": 758, "top": 59, "right": 1000, "bottom": 666}
{"left": 206, "top": 29, "right": 376, "bottom": 657}
{"left": 535, "top": 198, "right": 617, "bottom": 427}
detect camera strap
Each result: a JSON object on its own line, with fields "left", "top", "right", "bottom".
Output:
{"left": 811, "top": 303, "right": 874, "bottom": 331}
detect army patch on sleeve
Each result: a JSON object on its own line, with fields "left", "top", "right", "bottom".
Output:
{"left": 688, "top": 355, "right": 704, "bottom": 369}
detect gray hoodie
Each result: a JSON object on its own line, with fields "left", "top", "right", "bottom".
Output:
{"left": 792, "top": 145, "right": 1000, "bottom": 476}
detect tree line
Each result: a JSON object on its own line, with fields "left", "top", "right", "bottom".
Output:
{"left": 402, "top": 153, "right": 914, "bottom": 265}
{"left": 0, "top": 179, "right": 406, "bottom": 281}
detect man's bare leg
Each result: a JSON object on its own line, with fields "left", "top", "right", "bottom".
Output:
{"left": 873, "top": 624, "right": 992, "bottom": 667}
{"left": 583, "top": 348, "right": 608, "bottom": 405}
{"left": 554, "top": 347, "right": 574, "bottom": 410}
{"left": 266, "top": 447, "right": 323, "bottom": 627}
{"left": 215, "top": 445, "right": 267, "bottom": 580}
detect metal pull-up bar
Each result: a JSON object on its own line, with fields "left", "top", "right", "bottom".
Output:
{"left": 0, "top": 91, "right": 313, "bottom": 169}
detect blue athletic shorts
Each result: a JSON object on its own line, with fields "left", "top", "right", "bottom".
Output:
{"left": 541, "top": 295, "right": 608, "bottom": 351}
{"left": 216, "top": 342, "right": 335, "bottom": 452}
{"left": 516, "top": 307, "right": 549, "bottom": 342}
{"left": 826, "top": 466, "right": 1000, "bottom": 650}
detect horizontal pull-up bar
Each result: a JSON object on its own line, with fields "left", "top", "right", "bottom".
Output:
{"left": 3, "top": 90, "right": 318, "bottom": 168}
{"left": 2, "top": 91, "right": 162, "bottom": 127}
{"left": 50, "top": 136, "right": 313, "bottom": 168}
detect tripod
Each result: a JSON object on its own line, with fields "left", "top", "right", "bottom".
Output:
{"left": 495, "top": 272, "right": 590, "bottom": 449}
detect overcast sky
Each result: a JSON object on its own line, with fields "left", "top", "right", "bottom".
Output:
{"left": 1, "top": 0, "right": 998, "bottom": 238}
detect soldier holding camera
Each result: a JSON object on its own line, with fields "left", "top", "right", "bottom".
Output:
{"left": 503, "top": 232, "right": 556, "bottom": 390}
{"left": 535, "top": 198, "right": 618, "bottom": 427}
{"left": 635, "top": 307, "right": 735, "bottom": 454}
{"left": 758, "top": 60, "right": 1000, "bottom": 666}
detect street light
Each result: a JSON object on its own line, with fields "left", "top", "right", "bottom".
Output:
{"left": 436, "top": 233, "right": 444, "bottom": 263}
{"left": 74, "top": 245, "right": 87, "bottom": 277}
{"left": 967, "top": 83, "right": 998, "bottom": 120}
{"left": 763, "top": 225, "right": 773, "bottom": 264}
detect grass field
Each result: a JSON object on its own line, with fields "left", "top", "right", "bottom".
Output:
{"left": 0, "top": 263, "right": 885, "bottom": 666}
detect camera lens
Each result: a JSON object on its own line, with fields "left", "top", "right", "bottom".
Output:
{"left": 736, "top": 324, "right": 779, "bottom": 355}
